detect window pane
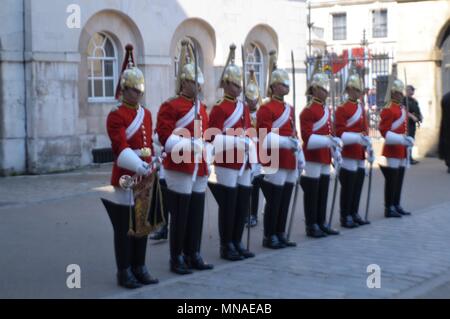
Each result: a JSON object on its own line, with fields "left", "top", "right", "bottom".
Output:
{"left": 91, "top": 59, "right": 102, "bottom": 77}
{"left": 333, "top": 13, "right": 346, "bottom": 40}
{"left": 104, "top": 60, "right": 114, "bottom": 77}
{"left": 105, "top": 79, "right": 114, "bottom": 97}
{"left": 104, "top": 39, "right": 115, "bottom": 57}
{"left": 94, "top": 80, "right": 103, "bottom": 97}
{"left": 373, "top": 10, "right": 387, "bottom": 38}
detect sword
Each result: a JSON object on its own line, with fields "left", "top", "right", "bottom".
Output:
{"left": 287, "top": 50, "right": 299, "bottom": 241}
{"left": 192, "top": 42, "right": 200, "bottom": 182}
{"left": 327, "top": 67, "right": 339, "bottom": 228}
{"left": 241, "top": 45, "right": 252, "bottom": 251}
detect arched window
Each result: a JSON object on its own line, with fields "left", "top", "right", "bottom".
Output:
{"left": 87, "top": 32, "right": 118, "bottom": 102}
{"left": 246, "top": 43, "right": 264, "bottom": 97}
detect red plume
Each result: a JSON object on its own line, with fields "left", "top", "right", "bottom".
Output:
{"left": 115, "top": 44, "right": 135, "bottom": 100}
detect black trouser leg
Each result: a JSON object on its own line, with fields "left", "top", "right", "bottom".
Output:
{"left": 166, "top": 189, "right": 192, "bottom": 274}
{"left": 183, "top": 191, "right": 214, "bottom": 270}
{"left": 393, "top": 167, "right": 411, "bottom": 215}
{"left": 101, "top": 199, "right": 141, "bottom": 289}
{"left": 232, "top": 185, "right": 255, "bottom": 258}
{"left": 260, "top": 179, "right": 284, "bottom": 249}
{"left": 276, "top": 182, "right": 296, "bottom": 247}
{"left": 339, "top": 168, "right": 358, "bottom": 228}
{"left": 380, "top": 166, "right": 402, "bottom": 218}
{"left": 351, "top": 168, "right": 370, "bottom": 225}
{"left": 318, "top": 174, "right": 339, "bottom": 235}
{"left": 300, "top": 176, "right": 326, "bottom": 238}
{"left": 209, "top": 183, "right": 242, "bottom": 261}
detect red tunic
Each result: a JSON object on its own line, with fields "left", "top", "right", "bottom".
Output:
{"left": 335, "top": 99, "right": 367, "bottom": 160}
{"left": 156, "top": 95, "right": 209, "bottom": 176}
{"left": 379, "top": 100, "right": 407, "bottom": 159}
{"left": 106, "top": 104, "right": 153, "bottom": 187}
{"left": 208, "top": 96, "right": 252, "bottom": 170}
{"left": 300, "top": 98, "right": 332, "bottom": 165}
{"left": 256, "top": 98, "right": 297, "bottom": 170}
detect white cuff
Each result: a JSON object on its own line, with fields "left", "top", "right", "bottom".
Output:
{"left": 165, "top": 134, "right": 191, "bottom": 153}
{"left": 307, "top": 134, "right": 331, "bottom": 150}
{"left": 263, "top": 132, "right": 292, "bottom": 149}
{"left": 213, "top": 134, "right": 236, "bottom": 153}
{"left": 341, "top": 132, "right": 362, "bottom": 145}
{"left": 385, "top": 131, "right": 405, "bottom": 145}
{"left": 117, "top": 147, "right": 144, "bottom": 173}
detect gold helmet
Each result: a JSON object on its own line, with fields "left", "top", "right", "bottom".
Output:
{"left": 176, "top": 40, "right": 204, "bottom": 94}
{"left": 245, "top": 69, "right": 260, "bottom": 101}
{"left": 266, "top": 50, "right": 290, "bottom": 96}
{"left": 345, "top": 63, "right": 363, "bottom": 92}
{"left": 391, "top": 79, "right": 405, "bottom": 94}
{"left": 219, "top": 44, "right": 242, "bottom": 88}
{"left": 306, "top": 54, "right": 329, "bottom": 94}
{"left": 115, "top": 44, "right": 145, "bottom": 99}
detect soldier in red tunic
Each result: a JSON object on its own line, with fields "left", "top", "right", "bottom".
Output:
{"left": 101, "top": 44, "right": 158, "bottom": 289}
{"left": 257, "top": 51, "right": 305, "bottom": 249}
{"left": 300, "top": 71, "right": 341, "bottom": 238}
{"left": 335, "top": 73, "right": 373, "bottom": 228}
{"left": 379, "top": 77, "right": 414, "bottom": 218}
{"left": 208, "top": 44, "right": 256, "bottom": 260}
{"left": 155, "top": 41, "right": 214, "bottom": 274}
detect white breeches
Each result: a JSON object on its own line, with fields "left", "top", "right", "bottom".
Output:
{"left": 264, "top": 168, "right": 297, "bottom": 186}
{"left": 386, "top": 157, "right": 407, "bottom": 168}
{"left": 302, "top": 162, "right": 331, "bottom": 178}
{"left": 215, "top": 166, "right": 252, "bottom": 187}
{"left": 341, "top": 158, "right": 366, "bottom": 172}
{"left": 164, "top": 169, "right": 208, "bottom": 194}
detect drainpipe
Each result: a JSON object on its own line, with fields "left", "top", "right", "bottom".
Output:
{"left": 22, "top": 0, "right": 29, "bottom": 174}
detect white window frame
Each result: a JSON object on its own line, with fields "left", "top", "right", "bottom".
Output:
{"left": 245, "top": 43, "right": 264, "bottom": 97}
{"left": 332, "top": 13, "right": 347, "bottom": 41}
{"left": 372, "top": 9, "right": 388, "bottom": 38}
{"left": 87, "top": 33, "right": 118, "bottom": 103}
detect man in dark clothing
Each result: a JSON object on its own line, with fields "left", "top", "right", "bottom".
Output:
{"left": 403, "top": 85, "right": 423, "bottom": 164}
{"left": 439, "top": 91, "right": 450, "bottom": 173}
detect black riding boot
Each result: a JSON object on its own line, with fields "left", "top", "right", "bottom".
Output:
{"left": 260, "top": 179, "right": 285, "bottom": 249}
{"left": 131, "top": 236, "right": 159, "bottom": 285}
{"left": 232, "top": 185, "right": 255, "bottom": 258}
{"left": 393, "top": 167, "right": 412, "bottom": 216}
{"left": 184, "top": 191, "right": 214, "bottom": 270}
{"left": 101, "top": 199, "right": 142, "bottom": 289}
{"left": 247, "top": 175, "right": 262, "bottom": 227}
{"left": 166, "top": 189, "right": 192, "bottom": 274}
{"left": 339, "top": 168, "right": 359, "bottom": 228}
{"left": 380, "top": 166, "right": 402, "bottom": 218}
{"left": 208, "top": 182, "right": 243, "bottom": 261}
{"left": 318, "top": 175, "right": 340, "bottom": 235}
{"left": 276, "top": 182, "right": 297, "bottom": 247}
{"left": 351, "top": 168, "right": 370, "bottom": 225}
{"left": 300, "top": 177, "right": 326, "bottom": 238}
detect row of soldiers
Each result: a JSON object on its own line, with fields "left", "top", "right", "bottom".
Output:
{"left": 101, "top": 42, "right": 414, "bottom": 289}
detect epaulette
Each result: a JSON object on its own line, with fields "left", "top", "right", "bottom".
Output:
{"left": 260, "top": 97, "right": 271, "bottom": 107}
{"left": 109, "top": 105, "right": 120, "bottom": 113}
{"left": 214, "top": 98, "right": 224, "bottom": 106}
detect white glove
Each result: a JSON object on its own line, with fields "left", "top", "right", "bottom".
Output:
{"left": 236, "top": 136, "right": 251, "bottom": 150}
{"left": 330, "top": 136, "right": 343, "bottom": 149}
{"left": 297, "top": 149, "right": 306, "bottom": 170}
{"left": 404, "top": 136, "right": 414, "bottom": 147}
{"left": 361, "top": 135, "right": 372, "bottom": 148}
{"left": 136, "top": 161, "right": 151, "bottom": 176}
{"left": 332, "top": 147, "right": 343, "bottom": 167}
{"left": 289, "top": 137, "right": 301, "bottom": 151}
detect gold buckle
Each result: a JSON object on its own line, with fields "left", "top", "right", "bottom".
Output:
{"left": 140, "top": 147, "right": 152, "bottom": 157}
